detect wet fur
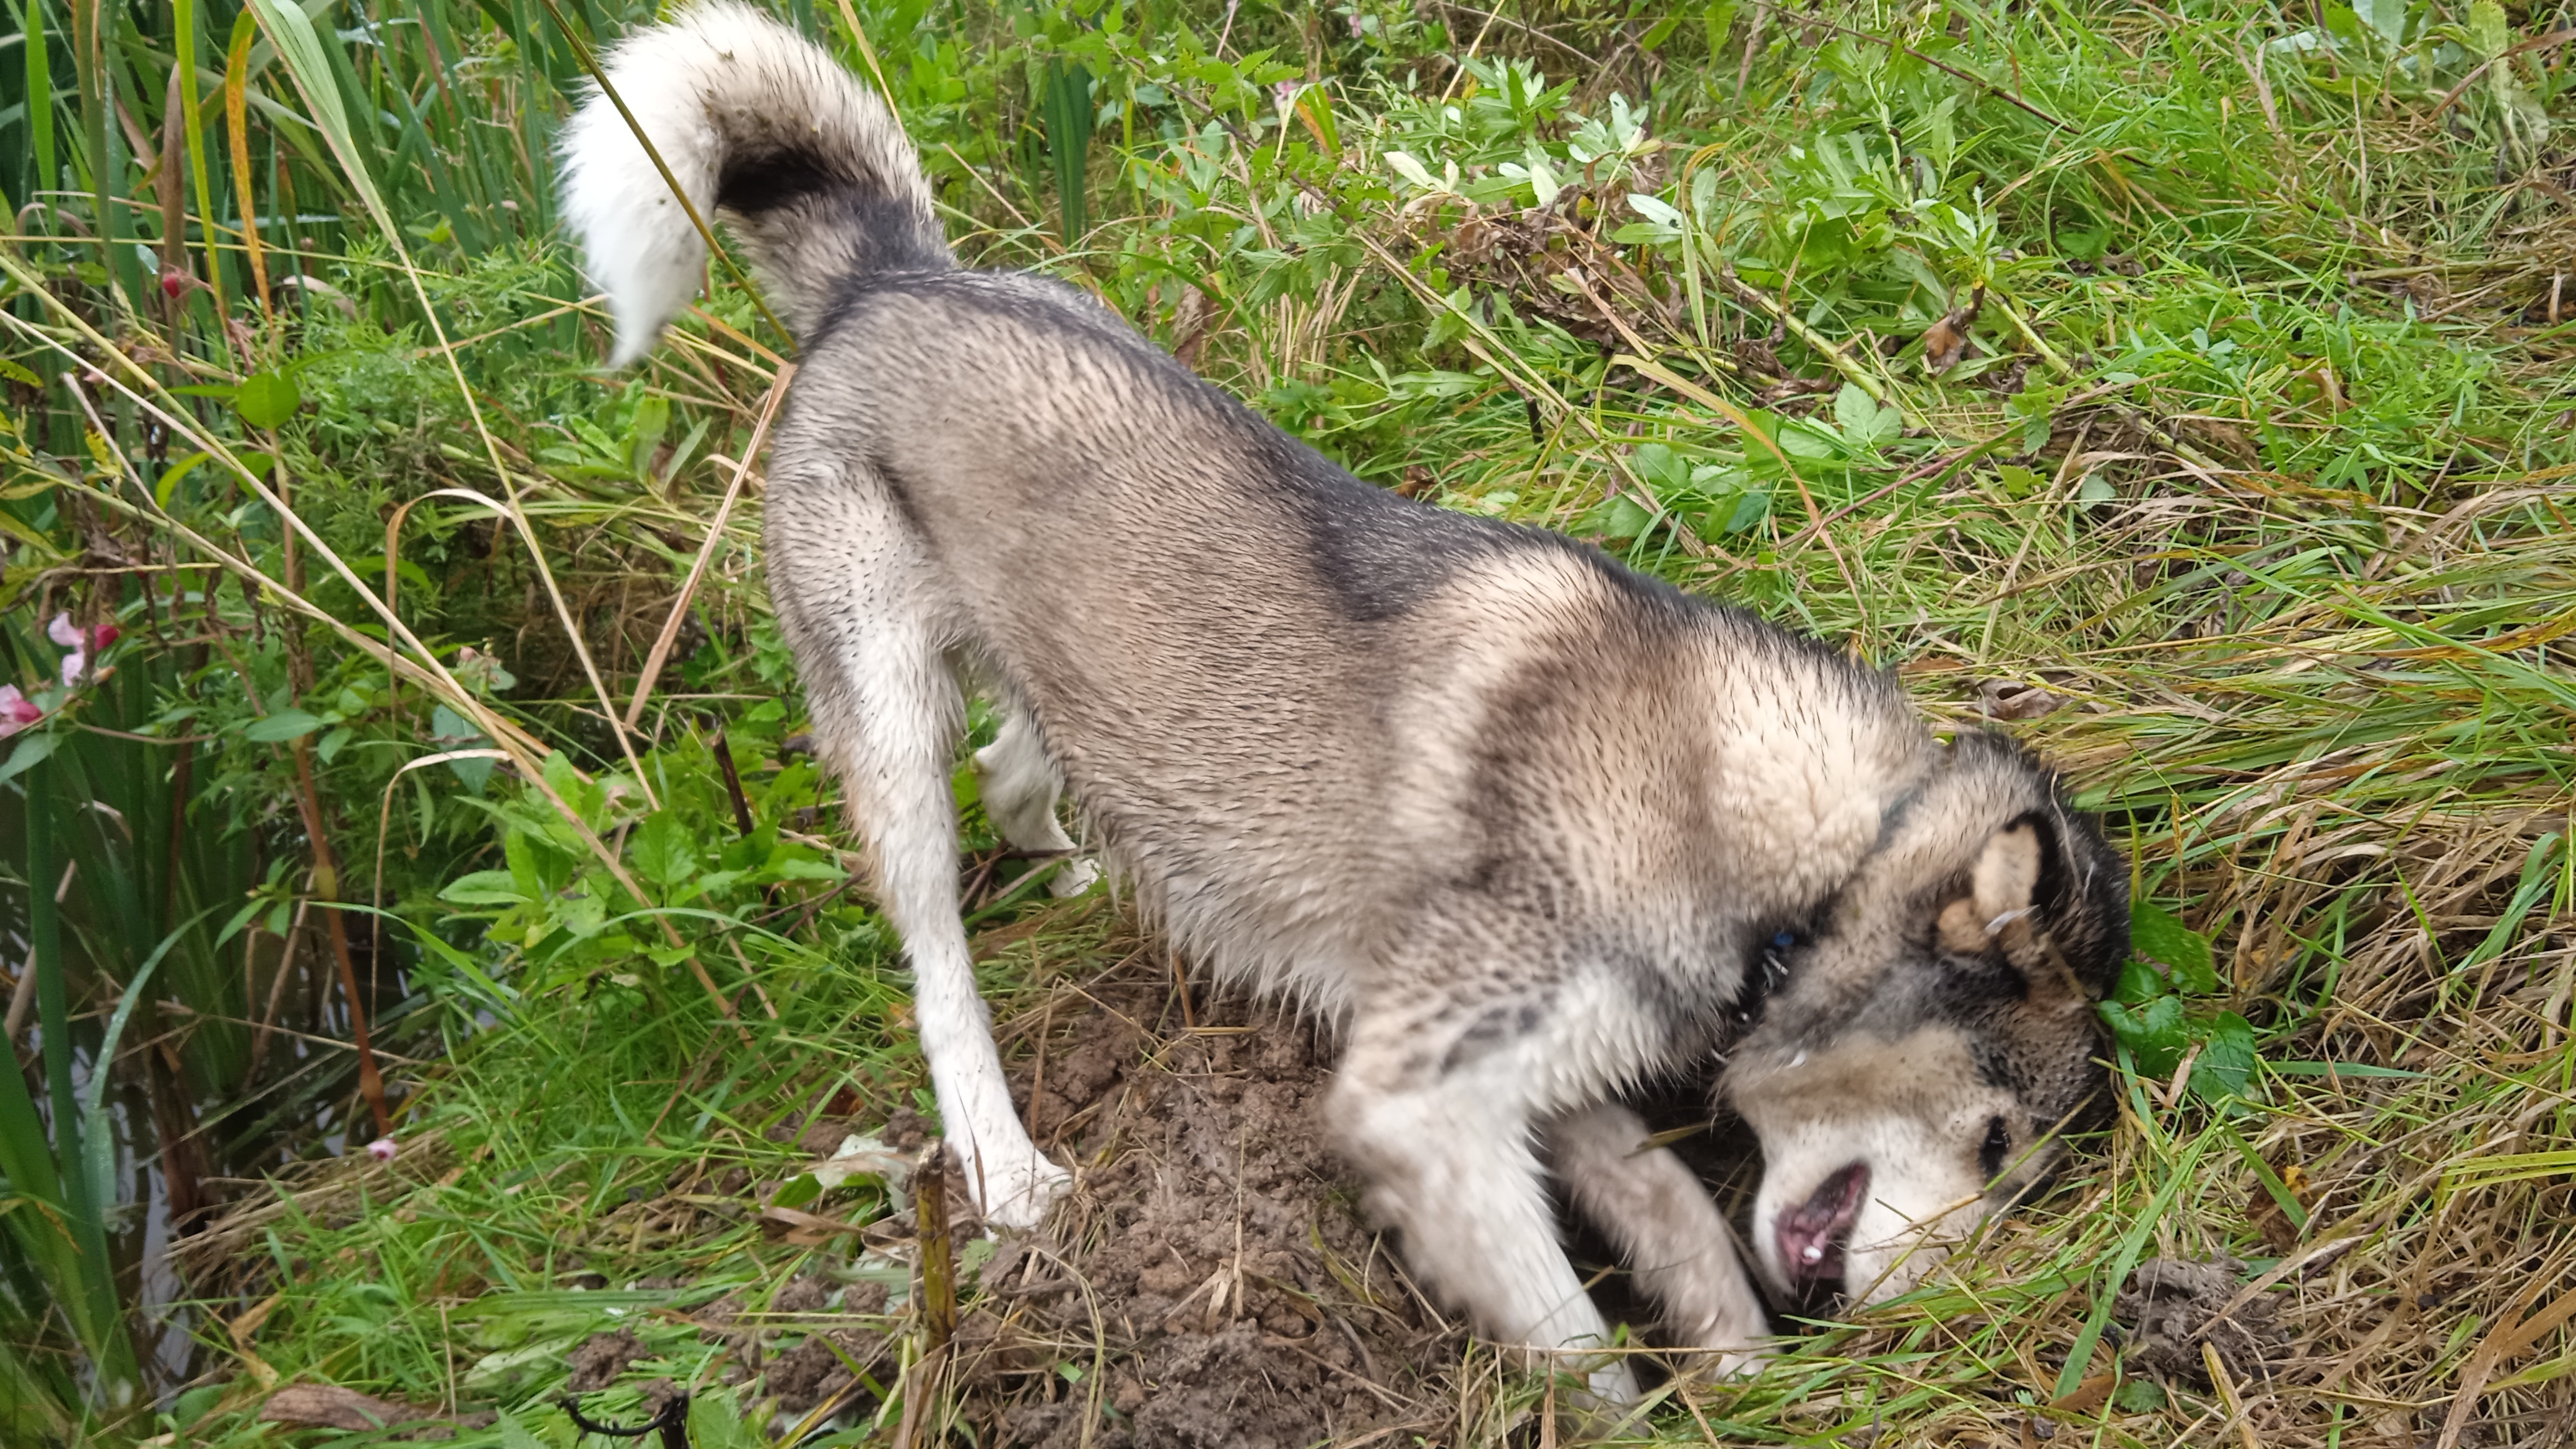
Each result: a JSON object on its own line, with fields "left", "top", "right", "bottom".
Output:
{"left": 560, "top": 4, "right": 2130, "bottom": 1403}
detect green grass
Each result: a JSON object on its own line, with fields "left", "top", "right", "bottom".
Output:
{"left": 1, "top": 0, "right": 2572, "bottom": 1442}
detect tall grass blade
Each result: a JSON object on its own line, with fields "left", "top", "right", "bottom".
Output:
{"left": 1042, "top": 58, "right": 1092, "bottom": 243}
{"left": 22, "top": 0, "right": 56, "bottom": 209}
{"left": 24, "top": 757, "right": 140, "bottom": 1409}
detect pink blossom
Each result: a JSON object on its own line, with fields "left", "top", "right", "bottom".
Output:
{"left": 0, "top": 687, "right": 40, "bottom": 738}
{"left": 365, "top": 1137, "right": 398, "bottom": 1163}
{"left": 1349, "top": 12, "right": 1363, "bottom": 36}
{"left": 47, "top": 614, "right": 119, "bottom": 685}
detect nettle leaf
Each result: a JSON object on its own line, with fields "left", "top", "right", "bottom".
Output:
{"left": 630, "top": 813, "right": 698, "bottom": 892}
{"left": 2109, "top": 955, "right": 2167, "bottom": 1007}
{"left": 2100, "top": 994, "right": 2190, "bottom": 1079}
{"left": 2189, "top": 1011, "right": 2259, "bottom": 1102}
{"left": 2130, "top": 900, "right": 2220, "bottom": 994}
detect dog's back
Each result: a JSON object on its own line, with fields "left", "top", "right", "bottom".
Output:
{"left": 783, "top": 267, "right": 1914, "bottom": 1012}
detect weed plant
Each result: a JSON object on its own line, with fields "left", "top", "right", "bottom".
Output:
{"left": 0, "top": 0, "right": 2570, "bottom": 1443}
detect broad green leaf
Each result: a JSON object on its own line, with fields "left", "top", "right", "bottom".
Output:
{"left": 1717, "top": 487, "right": 1770, "bottom": 534}
{"left": 244, "top": 708, "right": 326, "bottom": 742}
{"left": 233, "top": 370, "right": 302, "bottom": 430}
{"left": 440, "top": 871, "right": 531, "bottom": 907}
{"left": 1630, "top": 442, "right": 1692, "bottom": 496}
{"left": 1577, "top": 494, "right": 1655, "bottom": 542}
{"left": 2188, "top": 1011, "right": 2258, "bottom": 1102}
{"left": 770, "top": 858, "right": 846, "bottom": 883}
{"left": 1994, "top": 464, "right": 2047, "bottom": 498}
{"left": 2100, "top": 993, "right": 2190, "bottom": 1079}
{"left": 2130, "top": 901, "right": 2219, "bottom": 994}
{"left": 0, "top": 732, "right": 59, "bottom": 785}
{"left": 1834, "top": 383, "right": 1900, "bottom": 447}
{"left": 2115, "top": 1380, "right": 2166, "bottom": 1412}
{"left": 630, "top": 814, "right": 698, "bottom": 892}
{"left": 2109, "top": 955, "right": 2166, "bottom": 1006}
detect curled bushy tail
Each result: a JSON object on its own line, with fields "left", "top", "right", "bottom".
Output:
{"left": 557, "top": 2, "right": 948, "bottom": 365}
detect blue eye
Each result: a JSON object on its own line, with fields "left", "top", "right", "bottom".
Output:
{"left": 1773, "top": 931, "right": 1798, "bottom": 950}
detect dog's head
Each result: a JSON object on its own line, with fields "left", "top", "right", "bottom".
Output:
{"left": 1721, "top": 731, "right": 2128, "bottom": 1310}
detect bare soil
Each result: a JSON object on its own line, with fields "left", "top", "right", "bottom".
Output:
{"left": 958, "top": 964, "right": 1468, "bottom": 1448}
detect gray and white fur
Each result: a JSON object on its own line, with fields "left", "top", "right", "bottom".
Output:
{"left": 560, "top": 4, "right": 2130, "bottom": 1403}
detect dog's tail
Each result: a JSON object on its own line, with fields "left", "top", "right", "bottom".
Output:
{"left": 557, "top": 2, "right": 947, "bottom": 365}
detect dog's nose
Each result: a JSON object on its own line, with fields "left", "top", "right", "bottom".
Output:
{"left": 1777, "top": 1162, "right": 1870, "bottom": 1289}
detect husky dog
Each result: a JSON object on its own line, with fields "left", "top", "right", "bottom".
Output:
{"left": 559, "top": 4, "right": 2130, "bottom": 1400}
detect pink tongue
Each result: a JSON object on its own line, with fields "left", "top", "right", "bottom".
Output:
{"left": 1778, "top": 1162, "right": 1869, "bottom": 1284}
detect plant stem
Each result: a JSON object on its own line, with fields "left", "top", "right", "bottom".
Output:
{"left": 288, "top": 737, "right": 391, "bottom": 1139}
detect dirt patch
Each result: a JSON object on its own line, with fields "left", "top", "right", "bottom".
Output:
{"left": 565, "top": 1328, "right": 647, "bottom": 1393}
{"left": 2113, "top": 1256, "right": 2277, "bottom": 1384}
{"left": 946, "top": 962, "right": 1466, "bottom": 1448}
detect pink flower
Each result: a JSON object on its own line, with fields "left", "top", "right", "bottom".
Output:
{"left": 47, "top": 614, "right": 119, "bottom": 685}
{"left": 0, "top": 687, "right": 40, "bottom": 738}
{"left": 365, "top": 1137, "right": 398, "bottom": 1163}
{"left": 1349, "top": 12, "right": 1363, "bottom": 36}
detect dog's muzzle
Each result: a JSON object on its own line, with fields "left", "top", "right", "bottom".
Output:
{"left": 1777, "top": 1161, "right": 1869, "bottom": 1292}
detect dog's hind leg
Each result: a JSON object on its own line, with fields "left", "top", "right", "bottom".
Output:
{"left": 769, "top": 472, "right": 1069, "bottom": 1229}
{"left": 1331, "top": 1010, "right": 1640, "bottom": 1406}
{"left": 1547, "top": 1102, "right": 1773, "bottom": 1377}
{"left": 973, "top": 705, "right": 1098, "bottom": 897}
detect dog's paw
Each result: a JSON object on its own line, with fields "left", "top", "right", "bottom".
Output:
{"left": 1047, "top": 855, "right": 1100, "bottom": 898}
{"left": 967, "top": 1147, "right": 1071, "bottom": 1230}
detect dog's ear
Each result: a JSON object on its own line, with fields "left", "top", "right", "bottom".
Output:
{"left": 1936, "top": 818, "right": 2045, "bottom": 956}
{"left": 1938, "top": 812, "right": 2129, "bottom": 1004}
{"left": 1970, "top": 820, "right": 2043, "bottom": 930}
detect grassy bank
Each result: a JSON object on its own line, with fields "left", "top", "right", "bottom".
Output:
{"left": 1, "top": 0, "right": 2572, "bottom": 1443}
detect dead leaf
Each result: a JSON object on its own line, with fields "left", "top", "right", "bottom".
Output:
{"left": 1921, "top": 284, "right": 1988, "bottom": 373}
{"left": 228, "top": 1294, "right": 282, "bottom": 1391}
{"left": 2248, "top": 1163, "right": 2311, "bottom": 1255}
{"left": 760, "top": 1204, "right": 868, "bottom": 1247}
{"left": 1978, "top": 678, "right": 2068, "bottom": 721}
{"left": 2050, "top": 1370, "right": 2116, "bottom": 1414}
{"left": 259, "top": 1385, "right": 440, "bottom": 1431}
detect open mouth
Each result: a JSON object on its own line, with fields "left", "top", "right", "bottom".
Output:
{"left": 1776, "top": 1161, "right": 1871, "bottom": 1296}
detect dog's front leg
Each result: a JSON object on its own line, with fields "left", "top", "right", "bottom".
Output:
{"left": 1547, "top": 1102, "right": 1773, "bottom": 1378}
{"left": 1331, "top": 1011, "right": 1638, "bottom": 1406}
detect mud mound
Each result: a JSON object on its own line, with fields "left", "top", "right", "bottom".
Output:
{"left": 955, "top": 966, "right": 1465, "bottom": 1447}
